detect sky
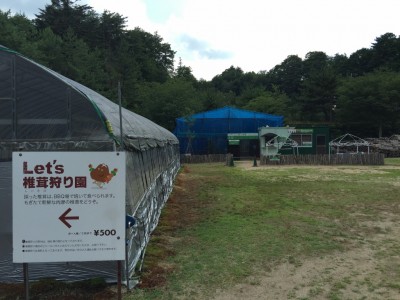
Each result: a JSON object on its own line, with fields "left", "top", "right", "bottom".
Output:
{"left": 1, "top": 0, "right": 399, "bottom": 80}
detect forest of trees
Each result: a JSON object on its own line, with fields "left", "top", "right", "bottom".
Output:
{"left": 1, "top": 0, "right": 400, "bottom": 137}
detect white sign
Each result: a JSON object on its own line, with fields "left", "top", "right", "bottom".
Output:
{"left": 12, "top": 152, "right": 126, "bottom": 263}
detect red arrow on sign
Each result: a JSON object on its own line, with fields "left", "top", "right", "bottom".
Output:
{"left": 59, "top": 208, "right": 79, "bottom": 228}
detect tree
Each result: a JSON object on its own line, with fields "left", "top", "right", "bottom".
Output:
{"left": 60, "top": 29, "right": 108, "bottom": 93}
{"left": 135, "top": 79, "right": 202, "bottom": 131}
{"left": 371, "top": 32, "right": 400, "bottom": 72}
{"left": 337, "top": 71, "right": 400, "bottom": 137}
{"left": 303, "top": 51, "right": 329, "bottom": 78}
{"left": 243, "top": 86, "right": 290, "bottom": 117}
{"left": 35, "top": 0, "right": 99, "bottom": 44}
{"left": 195, "top": 79, "right": 232, "bottom": 111}
{"left": 0, "top": 10, "right": 38, "bottom": 56}
{"left": 98, "top": 10, "right": 127, "bottom": 51}
{"left": 297, "top": 51, "right": 337, "bottom": 121}
{"left": 121, "top": 28, "right": 175, "bottom": 83}
{"left": 347, "top": 48, "right": 375, "bottom": 76}
{"left": 174, "top": 58, "right": 197, "bottom": 83}
{"left": 211, "top": 66, "right": 245, "bottom": 95}
{"left": 299, "top": 67, "right": 337, "bottom": 122}
{"left": 34, "top": 27, "right": 64, "bottom": 68}
{"left": 331, "top": 53, "right": 350, "bottom": 77}
{"left": 269, "top": 55, "right": 303, "bottom": 98}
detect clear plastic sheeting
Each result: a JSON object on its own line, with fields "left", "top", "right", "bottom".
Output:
{"left": 0, "top": 45, "right": 180, "bottom": 283}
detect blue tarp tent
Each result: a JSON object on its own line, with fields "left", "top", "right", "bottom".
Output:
{"left": 174, "top": 106, "right": 284, "bottom": 155}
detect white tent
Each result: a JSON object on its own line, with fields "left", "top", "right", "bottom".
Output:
{"left": 329, "top": 133, "right": 370, "bottom": 156}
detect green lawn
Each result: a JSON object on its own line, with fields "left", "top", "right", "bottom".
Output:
{"left": 127, "top": 159, "right": 400, "bottom": 299}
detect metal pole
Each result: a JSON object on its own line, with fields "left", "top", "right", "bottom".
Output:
{"left": 118, "top": 82, "right": 124, "bottom": 151}
{"left": 125, "top": 236, "right": 130, "bottom": 291}
{"left": 23, "top": 263, "right": 29, "bottom": 300}
{"left": 117, "top": 260, "right": 122, "bottom": 300}
{"left": 117, "top": 82, "right": 124, "bottom": 298}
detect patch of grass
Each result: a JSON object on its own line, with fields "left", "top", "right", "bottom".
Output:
{"left": 384, "top": 157, "right": 400, "bottom": 165}
{"left": 309, "top": 285, "right": 324, "bottom": 297}
{"left": 126, "top": 162, "right": 400, "bottom": 299}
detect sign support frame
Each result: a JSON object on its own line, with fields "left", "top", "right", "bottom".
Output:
{"left": 23, "top": 263, "right": 29, "bottom": 300}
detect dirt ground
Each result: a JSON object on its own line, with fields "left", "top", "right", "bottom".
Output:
{"left": 0, "top": 280, "right": 120, "bottom": 300}
{"left": 212, "top": 212, "right": 400, "bottom": 299}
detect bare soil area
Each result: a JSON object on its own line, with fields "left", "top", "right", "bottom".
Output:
{"left": 213, "top": 211, "right": 400, "bottom": 299}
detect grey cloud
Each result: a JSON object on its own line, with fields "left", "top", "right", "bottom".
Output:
{"left": 180, "top": 34, "right": 232, "bottom": 60}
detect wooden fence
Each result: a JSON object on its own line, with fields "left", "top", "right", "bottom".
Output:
{"left": 180, "top": 154, "right": 228, "bottom": 164}
{"left": 180, "top": 153, "right": 385, "bottom": 165}
{"left": 260, "top": 153, "right": 385, "bottom": 166}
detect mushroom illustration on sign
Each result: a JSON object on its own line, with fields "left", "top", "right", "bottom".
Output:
{"left": 88, "top": 163, "right": 118, "bottom": 188}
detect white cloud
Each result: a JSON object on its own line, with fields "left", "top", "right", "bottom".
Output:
{"left": 152, "top": 0, "right": 399, "bottom": 79}
{"left": 86, "top": 0, "right": 156, "bottom": 32}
